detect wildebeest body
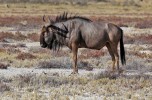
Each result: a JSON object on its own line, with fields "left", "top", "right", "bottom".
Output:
{"left": 53, "top": 20, "right": 121, "bottom": 50}
{"left": 40, "top": 13, "right": 126, "bottom": 74}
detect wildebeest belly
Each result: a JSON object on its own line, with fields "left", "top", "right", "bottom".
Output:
{"left": 80, "top": 31, "right": 109, "bottom": 49}
{"left": 78, "top": 22, "right": 109, "bottom": 49}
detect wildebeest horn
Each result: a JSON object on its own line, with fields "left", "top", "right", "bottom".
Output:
{"left": 48, "top": 25, "right": 68, "bottom": 38}
{"left": 43, "top": 15, "right": 46, "bottom": 22}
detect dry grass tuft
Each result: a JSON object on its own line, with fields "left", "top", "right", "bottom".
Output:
{"left": 16, "top": 52, "right": 37, "bottom": 60}
{"left": 0, "top": 63, "right": 8, "bottom": 69}
{"left": 135, "top": 20, "right": 152, "bottom": 29}
{"left": 79, "top": 49, "right": 105, "bottom": 59}
{"left": 27, "top": 33, "right": 39, "bottom": 42}
{"left": 0, "top": 31, "right": 27, "bottom": 42}
{"left": 0, "top": 31, "right": 39, "bottom": 42}
{"left": 93, "top": 70, "right": 119, "bottom": 80}
{"left": 92, "top": 16, "right": 152, "bottom": 28}
{"left": 50, "top": 50, "right": 69, "bottom": 57}
{"left": 29, "top": 47, "right": 51, "bottom": 54}
{"left": 129, "top": 51, "right": 152, "bottom": 59}
{"left": 0, "top": 48, "right": 6, "bottom": 52}
{"left": 134, "top": 35, "right": 152, "bottom": 44}
{"left": 125, "top": 57, "right": 152, "bottom": 73}
{"left": 37, "top": 58, "right": 70, "bottom": 69}
{"left": 12, "top": 74, "right": 33, "bottom": 88}
{"left": 37, "top": 57, "right": 92, "bottom": 70}
{"left": 0, "top": 32, "right": 15, "bottom": 41}
{"left": 124, "top": 34, "right": 152, "bottom": 44}
{"left": 124, "top": 36, "right": 135, "bottom": 44}
{"left": 37, "top": 60, "right": 57, "bottom": 69}
{"left": 15, "top": 31, "right": 27, "bottom": 40}
{"left": 0, "top": 82, "right": 10, "bottom": 92}
{"left": 6, "top": 47, "right": 21, "bottom": 54}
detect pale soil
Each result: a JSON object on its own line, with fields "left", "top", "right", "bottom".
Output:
{"left": 0, "top": 26, "right": 152, "bottom": 73}
{"left": 0, "top": 67, "right": 152, "bottom": 79}
{"left": 122, "top": 27, "right": 152, "bottom": 35}
{"left": 0, "top": 25, "right": 152, "bottom": 99}
{"left": 0, "top": 67, "right": 101, "bottom": 78}
{"left": 0, "top": 67, "right": 152, "bottom": 100}
{"left": 0, "top": 2, "right": 152, "bottom": 99}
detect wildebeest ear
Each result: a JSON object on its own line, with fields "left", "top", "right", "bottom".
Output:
{"left": 41, "top": 26, "right": 46, "bottom": 32}
{"left": 43, "top": 15, "right": 54, "bottom": 25}
{"left": 43, "top": 15, "right": 46, "bottom": 22}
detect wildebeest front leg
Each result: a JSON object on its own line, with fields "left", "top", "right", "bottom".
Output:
{"left": 71, "top": 43, "right": 78, "bottom": 74}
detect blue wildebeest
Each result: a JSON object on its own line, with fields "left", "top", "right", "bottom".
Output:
{"left": 40, "top": 12, "right": 126, "bottom": 74}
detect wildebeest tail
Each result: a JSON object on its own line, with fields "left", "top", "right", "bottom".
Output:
{"left": 120, "top": 29, "right": 126, "bottom": 65}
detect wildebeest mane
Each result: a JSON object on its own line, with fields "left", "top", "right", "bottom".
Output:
{"left": 46, "top": 12, "right": 91, "bottom": 51}
{"left": 52, "top": 12, "right": 92, "bottom": 23}
{"left": 52, "top": 39, "right": 63, "bottom": 51}
{"left": 46, "top": 25, "right": 66, "bottom": 51}
{"left": 47, "top": 24, "right": 68, "bottom": 37}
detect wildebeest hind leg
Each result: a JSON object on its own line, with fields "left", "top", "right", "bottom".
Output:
{"left": 113, "top": 44, "right": 119, "bottom": 71}
{"left": 106, "top": 43, "right": 115, "bottom": 72}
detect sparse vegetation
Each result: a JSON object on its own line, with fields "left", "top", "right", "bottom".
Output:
{"left": 16, "top": 52, "right": 37, "bottom": 60}
{"left": 0, "top": 82, "right": 10, "bottom": 92}
{"left": 0, "top": 0, "right": 152, "bottom": 99}
{"left": 27, "top": 33, "right": 39, "bottom": 42}
{"left": 79, "top": 49, "right": 105, "bottom": 59}
{"left": 0, "top": 32, "right": 40, "bottom": 42}
{"left": 124, "top": 34, "right": 152, "bottom": 44}
{"left": 0, "top": 72, "right": 152, "bottom": 99}
{"left": 0, "top": 63, "right": 8, "bottom": 69}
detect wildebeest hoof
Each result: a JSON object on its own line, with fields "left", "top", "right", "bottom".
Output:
{"left": 69, "top": 72, "right": 79, "bottom": 76}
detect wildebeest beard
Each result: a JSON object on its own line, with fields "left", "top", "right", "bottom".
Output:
{"left": 47, "top": 36, "right": 65, "bottom": 51}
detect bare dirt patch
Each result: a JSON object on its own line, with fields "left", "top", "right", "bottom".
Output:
{"left": 0, "top": 4, "right": 152, "bottom": 99}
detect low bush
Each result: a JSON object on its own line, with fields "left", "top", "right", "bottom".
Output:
{"left": 79, "top": 49, "right": 105, "bottom": 59}
{"left": 0, "top": 63, "right": 8, "bottom": 69}
{"left": 16, "top": 52, "right": 37, "bottom": 60}
{"left": 0, "top": 32, "right": 27, "bottom": 42}
{"left": 0, "top": 82, "right": 10, "bottom": 92}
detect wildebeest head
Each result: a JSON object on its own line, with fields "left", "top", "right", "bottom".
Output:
{"left": 40, "top": 16, "right": 69, "bottom": 50}
{"left": 40, "top": 26, "right": 47, "bottom": 48}
{"left": 40, "top": 25, "right": 54, "bottom": 49}
{"left": 40, "top": 15, "right": 56, "bottom": 49}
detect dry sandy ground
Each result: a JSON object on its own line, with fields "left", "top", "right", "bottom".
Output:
{"left": 0, "top": 67, "right": 152, "bottom": 80}
{"left": 0, "top": 67, "right": 101, "bottom": 78}
{"left": 0, "top": 67, "right": 152, "bottom": 99}
{"left": 0, "top": 26, "right": 152, "bottom": 99}
{"left": 0, "top": 26, "right": 152, "bottom": 78}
